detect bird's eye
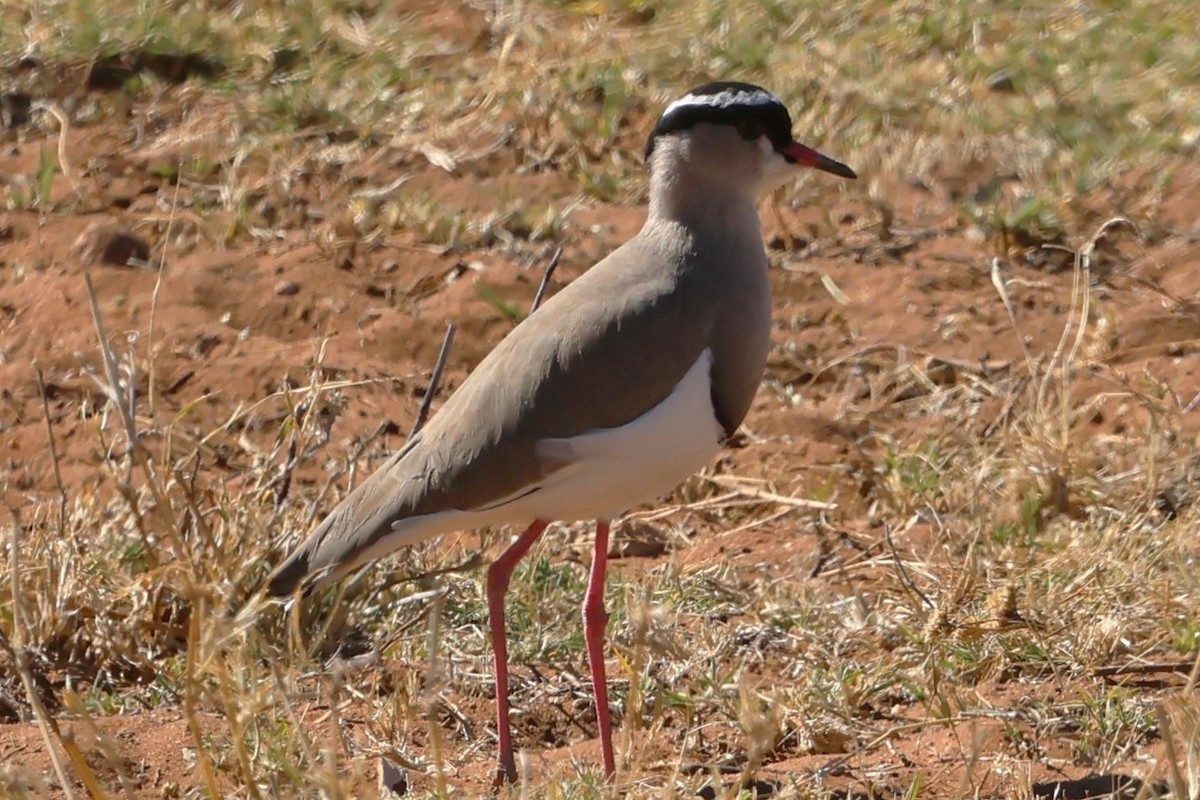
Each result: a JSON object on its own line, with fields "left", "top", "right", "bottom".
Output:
{"left": 736, "top": 120, "right": 764, "bottom": 141}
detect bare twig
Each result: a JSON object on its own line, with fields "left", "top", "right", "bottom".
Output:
{"left": 411, "top": 323, "right": 457, "bottom": 438}
{"left": 58, "top": 728, "right": 111, "bottom": 799}
{"left": 147, "top": 161, "right": 184, "bottom": 409}
{"left": 60, "top": 689, "right": 136, "bottom": 797}
{"left": 530, "top": 244, "right": 563, "bottom": 313}
{"left": 705, "top": 474, "right": 836, "bottom": 510}
{"left": 34, "top": 367, "right": 69, "bottom": 532}
{"left": 1091, "top": 661, "right": 1196, "bottom": 678}
{"left": 886, "top": 521, "right": 935, "bottom": 611}
{"left": 381, "top": 551, "right": 485, "bottom": 591}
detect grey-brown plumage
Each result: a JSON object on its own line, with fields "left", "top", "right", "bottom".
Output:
{"left": 264, "top": 80, "right": 855, "bottom": 784}
{"left": 266, "top": 207, "right": 770, "bottom": 594}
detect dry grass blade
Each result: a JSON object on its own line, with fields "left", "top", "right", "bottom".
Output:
{"left": 989, "top": 257, "right": 1035, "bottom": 377}
{"left": 30, "top": 99, "right": 82, "bottom": 200}
{"left": 705, "top": 474, "right": 836, "bottom": 511}
{"left": 34, "top": 366, "right": 69, "bottom": 532}
{"left": 7, "top": 510, "right": 77, "bottom": 800}
{"left": 82, "top": 271, "right": 188, "bottom": 567}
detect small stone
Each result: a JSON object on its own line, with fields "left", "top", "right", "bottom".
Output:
{"left": 0, "top": 92, "right": 32, "bottom": 128}
{"left": 274, "top": 280, "right": 299, "bottom": 296}
{"left": 72, "top": 221, "right": 152, "bottom": 268}
{"left": 986, "top": 70, "right": 1016, "bottom": 93}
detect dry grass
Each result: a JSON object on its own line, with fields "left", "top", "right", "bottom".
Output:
{"left": 2, "top": 0, "right": 1200, "bottom": 798}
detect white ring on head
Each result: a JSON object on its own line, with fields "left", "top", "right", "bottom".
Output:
{"left": 663, "top": 88, "right": 781, "bottom": 117}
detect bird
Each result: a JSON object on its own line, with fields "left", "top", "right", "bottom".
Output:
{"left": 265, "top": 80, "right": 856, "bottom": 784}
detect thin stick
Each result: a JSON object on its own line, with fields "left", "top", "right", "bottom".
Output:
{"left": 530, "top": 245, "right": 563, "bottom": 313}
{"left": 34, "top": 367, "right": 69, "bottom": 532}
{"left": 705, "top": 474, "right": 836, "bottom": 510}
{"left": 147, "top": 161, "right": 184, "bottom": 409}
{"left": 989, "top": 257, "right": 1035, "bottom": 377}
{"left": 411, "top": 323, "right": 456, "bottom": 437}
{"left": 1091, "top": 661, "right": 1195, "bottom": 678}
{"left": 84, "top": 271, "right": 185, "bottom": 562}
{"left": 8, "top": 509, "right": 78, "bottom": 800}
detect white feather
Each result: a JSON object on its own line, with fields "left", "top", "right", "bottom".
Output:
{"left": 664, "top": 88, "right": 781, "bottom": 117}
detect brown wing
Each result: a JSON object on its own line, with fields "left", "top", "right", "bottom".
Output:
{"left": 265, "top": 231, "right": 747, "bottom": 595}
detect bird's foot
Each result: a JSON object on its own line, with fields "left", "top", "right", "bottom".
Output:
{"left": 491, "top": 762, "right": 517, "bottom": 791}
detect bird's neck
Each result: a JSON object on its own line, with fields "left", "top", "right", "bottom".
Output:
{"left": 646, "top": 169, "right": 764, "bottom": 252}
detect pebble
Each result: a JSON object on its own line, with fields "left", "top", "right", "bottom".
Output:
{"left": 72, "top": 221, "right": 152, "bottom": 268}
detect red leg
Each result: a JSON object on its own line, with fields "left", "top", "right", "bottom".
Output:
{"left": 486, "top": 519, "right": 550, "bottom": 786}
{"left": 584, "top": 519, "right": 616, "bottom": 779}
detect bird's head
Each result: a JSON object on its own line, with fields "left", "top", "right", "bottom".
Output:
{"left": 645, "top": 81, "right": 856, "bottom": 198}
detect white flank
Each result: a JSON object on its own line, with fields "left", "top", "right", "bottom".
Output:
{"left": 353, "top": 349, "right": 724, "bottom": 567}
{"left": 522, "top": 347, "right": 724, "bottom": 521}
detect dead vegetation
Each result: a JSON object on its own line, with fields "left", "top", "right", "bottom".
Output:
{"left": 2, "top": 0, "right": 1199, "bottom": 798}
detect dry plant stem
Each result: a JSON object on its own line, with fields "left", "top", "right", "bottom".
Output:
{"left": 147, "top": 167, "right": 183, "bottom": 409}
{"left": 530, "top": 244, "right": 563, "bottom": 313}
{"left": 1037, "top": 243, "right": 1091, "bottom": 446}
{"left": 411, "top": 323, "right": 457, "bottom": 437}
{"left": 185, "top": 599, "right": 223, "bottom": 800}
{"left": 35, "top": 366, "right": 69, "bottom": 533}
{"left": 1154, "top": 705, "right": 1189, "bottom": 800}
{"left": 218, "top": 668, "right": 264, "bottom": 800}
{"left": 8, "top": 511, "right": 78, "bottom": 800}
{"left": 83, "top": 271, "right": 189, "bottom": 565}
{"left": 425, "top": 581, "right": 450, "bottom": 800}
{"left": 62, "top": 689, "right": 137, "bottom": 797}
{"left": 271, "top": 661, "right": 317, "bottom": 766}
{"left": 323, "top": 666, "right": 347, "bottom": 800}
{"left": 1091, "top": 661, "right": 1196, "bottom": 677}
{"left": 31, "top": 99, "right": 82, "bottom": 199}
{"left": 819, "top": 715, "right": 976, "bottom": 778}
{"left": 989, "top": 257, "right": 1034, "bottom": 376}
{"left": 705, "top": 474, "right": 836, "bottom": 510}
{"left": 58, "top": 728, "right": 111, "bottom": 799}
{"left": 1130, "top": 765, "right": 1164, "bottom": 800}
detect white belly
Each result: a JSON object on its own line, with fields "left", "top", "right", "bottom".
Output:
{"left": 513, "top": 348, "right": 724, "bottom": 521}
{"left": 371, "top": 349, "right": 724, "bottom": 561}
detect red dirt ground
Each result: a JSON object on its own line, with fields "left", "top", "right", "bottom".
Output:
{"left": 2, "top": 54, "right": 1199, "bottom": 799}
